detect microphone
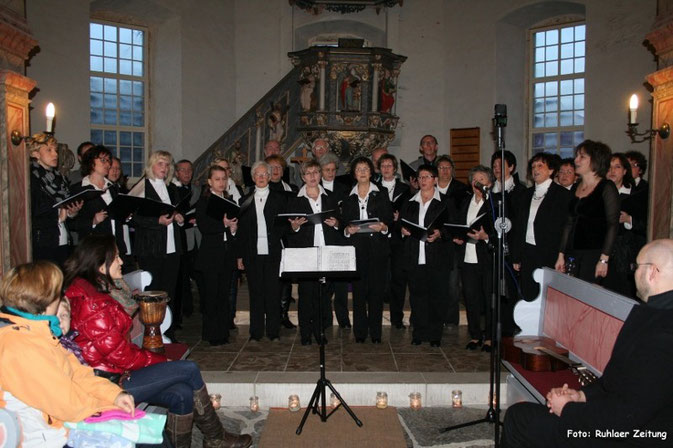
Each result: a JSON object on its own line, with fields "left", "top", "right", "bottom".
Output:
{"left": 474, "top": 181, "right": 491, "bottom": 195}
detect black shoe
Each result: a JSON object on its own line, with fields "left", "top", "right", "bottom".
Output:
{"left": 248, "top": 336, "right": 261, "bottom": 342}
{"left": 430, "top": 340, "right": 441, "bottom": 347}
{"left": 269, "top": 336, "right": 280, "bottom": 342}
{"left": 340, "top": 323, "right": 352, "bottom": 329}
{"left": 372, "top": 338, "right": 382, "bottom": 344}
{"left": 465, "top": 340, "right": 481, "bottom": 350}
{"left": 301, "top": 338, "right": 312, "bottom": 346}
{"left": 393, "top": 323, "right": 406, "bottom": 330}
{"left": 482, "top": 343, "right": 492, "bottom": 353}
{"left": 208, "top": 339, "right": 228, "bottom": 346}
{"left": 281, "top": 318, "right": 296, "bottom": 329}
{"left": 355, "top": 338, "right": 365, "bottom": 343}
{"left": 411, "top": 339, "right": 422, "bottom": 345}
{"left": 319, "top": 336, "right": 328, "bottom": 345}
{"left": 228, "top": 321, "right": 238, "bottom": 330}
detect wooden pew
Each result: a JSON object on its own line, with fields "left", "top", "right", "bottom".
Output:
{"left": 503, "top": 267, "right": 637, "bottom": 405}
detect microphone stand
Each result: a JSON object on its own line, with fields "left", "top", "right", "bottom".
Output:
{"left": 443, "top": 106, "right": 507, "bottom": 448}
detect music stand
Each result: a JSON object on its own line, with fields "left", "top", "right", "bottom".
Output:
{"left": 279, "top": 247, "right": 363, "bottom": 435}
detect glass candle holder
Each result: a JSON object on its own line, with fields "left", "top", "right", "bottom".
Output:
{"left": 288, "top": 394, "right": 301, "bottom": 412}
{"left": 452, "top": 390, "right": 462, "bottom": 408}
{"left": 249, "top": 396, "right": 259, "bottom": 413}
{"left": 376, "top": 392, "right": 388, "bottom": 409}
{"left": 409, "top": 392, "right": 422, "bottom": 410}
{"left": 330, "top": 393, "right": 340, "bottom": 408}
{"left": 209, "top": 393, "right": 222, "bottom": 411}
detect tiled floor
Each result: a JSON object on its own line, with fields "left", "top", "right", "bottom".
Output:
{"left": 175, "top": 310, "right": 492, "bottom": 374}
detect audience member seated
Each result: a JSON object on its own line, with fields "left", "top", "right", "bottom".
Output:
{"left": 64, "top": 234, "right": 252, "bottom": 448}
{"left": 0, "top": 261, "right": 134, "bottom": 447}
{"left": 502, "top": 239, "right": 673, "bottom": 447}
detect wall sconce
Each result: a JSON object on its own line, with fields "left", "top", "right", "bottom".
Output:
{"left": 10, "top": 102, "right": 56, "bottom": 146}
{"left": 627, "top": 94, "right": 670, "bottom": 143}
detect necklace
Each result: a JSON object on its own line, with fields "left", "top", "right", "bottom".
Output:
{"left": 533, "top": 191, "right": 546, "bottom": 200}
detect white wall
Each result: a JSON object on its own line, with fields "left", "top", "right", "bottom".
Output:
{"left": 25, "top": 0, "right": 657, "bottom": 172}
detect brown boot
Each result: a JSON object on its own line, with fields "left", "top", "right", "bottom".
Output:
{"left": 193, "top": 386, "right": 252, "bottom": 448}
{"left": 166, "top": 412, "right": 194, "bottom": 448}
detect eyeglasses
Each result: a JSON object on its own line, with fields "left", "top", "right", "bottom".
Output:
{"left": 438, "top": 166, "right": 452, "bottom": 171}
{"left": 418, "top": 175, "right": 435, "bottom": 180}
{"left": 630, "top": 262, "right": 658, "bottom": 272}
{"left": 355, "top": 168, "right": 370, "bottom": 173}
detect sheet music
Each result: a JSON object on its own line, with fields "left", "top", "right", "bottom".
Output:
{"left": 280, "top": 246, "right": 356, "bottom": 274}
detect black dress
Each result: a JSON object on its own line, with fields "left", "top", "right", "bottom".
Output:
{"left": 558, "top": 179, "right": 620, "bottom": 284}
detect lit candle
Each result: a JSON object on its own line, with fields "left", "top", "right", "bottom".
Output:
{"left": 452, "top": 390, "right": 462, "bottom": 408}
{"left": 376, "top": 391, "right": 388, "bottom": 409}
{"left": 288, "top": 394, "right": 301, "bottom": 412}
{"left": 209, "top": 393, "right": 222, "bottom": 411}
{"left": 330, "top": 393, "right": 340, "bottom": 408}
{"left": 45, "top": 103, "right": 55, "bottom": 133}
{"left": 249, "top": 396, "right": 259, "bottom": 413}
{"left": 629, "top": 94, "right": 638, "bottom": 125}
{"left": 409, "top": 392, "right": 422, "bottom": 410}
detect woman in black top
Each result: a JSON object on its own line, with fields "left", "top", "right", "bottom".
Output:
{"left": 512, "top": 153, "right": 571, "bottom": 301}
{"left": 287, "top": 160, "right": 341, "bottom": 345}
{"left": 341, "top": 157, "right": 393, "bottom": 344}
{"left": 604, "top": 153, "right": 647, "bottom": 297}
{"left": 28, "top": 133, "right": 82, "bottom": 265}
{"left": 194, "top": 165, "right": 238, "bottom": 345}
{"left": 71, "top": 146, "right": 127, "bottom": 258}
{"left": 555, "top": 140, "right": 620, "bottom": 284}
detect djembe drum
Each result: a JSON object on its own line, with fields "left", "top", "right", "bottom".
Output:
{"left": 135, "top": 291, "right": 170, "bottom": 353}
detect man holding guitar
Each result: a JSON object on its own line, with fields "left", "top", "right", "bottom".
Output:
{"left": 502, "top": 239, "right": 673, "bottom": 447}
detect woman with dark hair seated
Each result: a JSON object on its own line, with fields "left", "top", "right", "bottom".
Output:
{"left": 64, "top": 234, "right": 251, "bottom": 448}
{"left": 0, "top": 260, "right": 134, "bottom": 447}
{"left": 341, "top": 156, "right": 394, "bottom": 344}
{"left": 604, "top": 153, "right": 648, "bottom": 297}
{"left": 555, "top": 140, "right": 620, "bottom": 284}
{"left": 70, "top": 145, "right": 128, "bottom": 258}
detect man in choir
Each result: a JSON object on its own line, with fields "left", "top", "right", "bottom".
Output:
{"left": 265, "top": 139, "right": 297, "bottom": 185}
{"left": 171, "top": 159, "right": 201, "bottom": 323}
{"left": 625, "top": 150, "right": 648, "bottom": 195}
{"left": 557, "top": 158, "right": 578, "bottom": 190}
{"left": 502, "top": 239, "right": 673, "bottom": 448}
{"left": 371, "top": 147, "right": 388, "bottom": 184}
{"left": 410, "top": 135, "right": 440, "bottom": 170}
{"left": 68, "top": 141, "right": 94, "bottom": 186}
{"left": 311, "top": 138, "right": 330, "bottom": 161}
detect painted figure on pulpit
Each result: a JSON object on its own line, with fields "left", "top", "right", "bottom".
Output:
{"left": 340, "top": 69, "right": 361, "bottom": 111}
{"left": 299, "top": 67, "right": 316, "bottom": 112}
{"left": 379, "top": 69, "right": 396, "bottom": 114}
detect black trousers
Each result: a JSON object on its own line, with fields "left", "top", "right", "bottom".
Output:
{"left": 388, "top": 244, "right": 409, "bottom": 327}
{"left": 461, "top": 261, "right": 493, "bottom": 341}
{"left": 201, "top": 253, "right": 234, "bottom": 343}
{"left": 444, "top": 261, "right": 461, "bottom": 325}
{"left": 138, "top": 252, "right": 181, "bottom": 324}
{"left": 298, "top": 280, "right": 332, "bottom": 342}
{"left": 174, "top": 248, "right": 198, "bottom": 323}
{"left": 327, "top": 280, "right": 350, "bottom": 327}
{"left": 352, "top": 256, "right": 387, "bottom": 340}
{"left": 246, "top": 255, "right": 281, "bottom": 339}
{"left": 408, "top": 263, "right": 448, "bottom": 342}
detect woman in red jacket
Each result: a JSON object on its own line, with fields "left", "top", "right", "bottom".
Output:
{"left": 64, "top": 234, "right": 251, "bottom": 448}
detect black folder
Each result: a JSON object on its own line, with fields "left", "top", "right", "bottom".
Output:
{"left": 206, "top": 194, "right": 240, "bottom": 220}
{"left": 275, "top": 209, "right": 336, "bottom": 226}
{"left": 400, "top": 161, "right": 417, "bottom": 182}
{"left": 107, "top": 194, "right": 191, "bottom": 219}
{"left": 348, "top": 218, "right": 380, "bottom": 233}
{"left": 53, "top": 188, "right": 104, "bottom": 208}
{"left": 443, "top": 213, "right": 487, "bottom": 240}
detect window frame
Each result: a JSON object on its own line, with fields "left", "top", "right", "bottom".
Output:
{"left": 89, "top": 19, "right": 149, "bottom": 181}
{"left": 527, "top": 20, "right": 586, "bottom": 159}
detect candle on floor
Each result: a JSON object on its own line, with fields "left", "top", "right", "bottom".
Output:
{"left": 249, "top": 396, "right": 259, "bottom": 413}
{"left": 452, "top": 390, "right": 462, "bottom": 408}
{"left": 209, "top": 393, "right": 222, "bottom": 410}
{"left": 330, "top": 393, "right": 340, "bottom": 408}
{"left": 288, "top": 394, "right": 301, "bottom": 412}
{"left": 409, "top": 392, "right": 422, "bottom": 410}
{"left": 376, "top": 392, "right": 388, "bottom": 409}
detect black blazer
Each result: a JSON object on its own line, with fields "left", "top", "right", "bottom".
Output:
{"left": 340, "top": 185, "right": 394, "bottom": 258}
{"left": 321, "top": 178, "right": 351, "bottom": 205}
{"left": 130, "top": 179, "right": 184, "bottom": 258}
{"left": 286, "top": 191, "right": 342, "bottom": 248}
{"left": 236, "top": 189, "right": 288, "bottom": 263}
{"left": 30, "top": 174, "right": 63, "bottom": 249}
{"left": 454, "top": 194, "right": 495, "bottom": 266}
{"left": 194, "top": 193, "right": 236, "bottom": 273}
{"left": 399, "top": 193, "right": 453, "bottom": 268}
{"left": 443, "top": 178, "right": 470, "bottom": 210}
{"left": 70, "top": 181, "right": 127, "bottom": 255}
{"left": 511, "top": 181, "right": 571, "bottom": 267}
{"left": 382, "top": 179, "right": 412, "bottom": 247}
